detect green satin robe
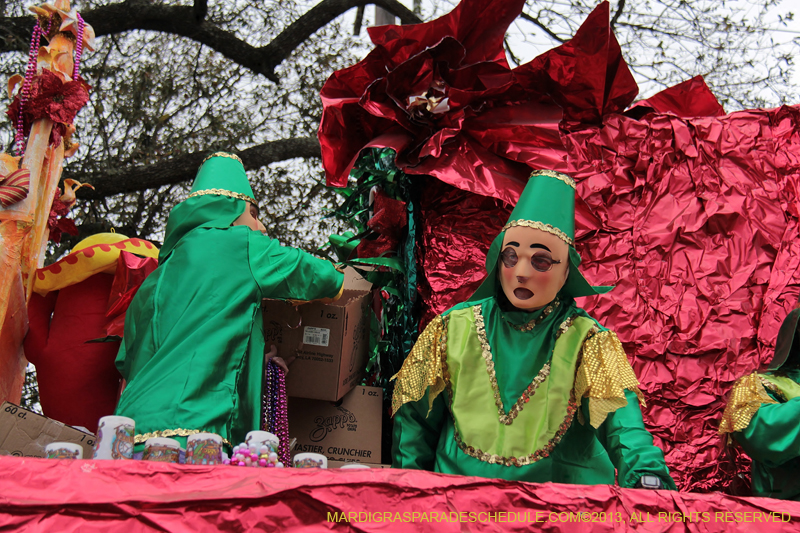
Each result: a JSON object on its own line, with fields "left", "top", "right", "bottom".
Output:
{"left": 734, "top": 370, "right": 800, "bottom": 500}
{"left": 392, "top": 297, "right": 675, "bottom": 488}
{"left": 115, "top": 225, "right": 343, "bottom": 447}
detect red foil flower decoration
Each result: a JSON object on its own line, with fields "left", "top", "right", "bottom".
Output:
{"left": 7, "top": 68, "right": 90, "bottom": 147}
{"left": 320, "top": 1, "right": 636, "bottom": 206}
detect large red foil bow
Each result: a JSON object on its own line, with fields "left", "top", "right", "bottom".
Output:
{"left": 321, "top": 1, "right": 637, "bottom": 206}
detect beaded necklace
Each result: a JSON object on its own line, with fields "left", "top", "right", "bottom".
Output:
{"left": 263, "top": 360, "right": 290, "bottom": 466}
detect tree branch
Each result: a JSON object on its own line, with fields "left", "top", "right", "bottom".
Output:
{"left": 610, "top": 0, "right": 626, "bottom": 31}
{"left": 70, "top": 137, "right": 322, "bottom": 198}
{"left": 519, "top": 11, "right": 565, "bottom": 43}
{"left": 0, "top": 0, "right": 421, "bottom": 81}
{"left": 193, "top": 0, "right": 208, "bottom": 22}
{"left": 264, "top": 0, "right": 419, "bottom": 72}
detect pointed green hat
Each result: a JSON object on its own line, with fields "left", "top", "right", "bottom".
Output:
{"left": 189, "top": 152, "right": 256, "bottom": 203}
{"left": 160, "top": 152, "right": 257, "bottom": 259}
{"left": 469, "top": 169, "right": 613, "bottom": 302}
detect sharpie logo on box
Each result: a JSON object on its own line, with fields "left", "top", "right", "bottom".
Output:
{"left": 303, "top": 326, "right": 330, "bottom": 347}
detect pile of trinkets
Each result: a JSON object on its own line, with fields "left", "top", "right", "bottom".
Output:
{"left": 225, "top": 441, "right": 284, "bottom": 468}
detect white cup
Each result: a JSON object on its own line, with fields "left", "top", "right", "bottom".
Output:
{"left": 245, "top": 430, "right": 279, "bottom": 454}
{"left": 185, "top": 432, "right": 223, "bottom": 465}
{"left": 45, "top": 442, "right": 83, "bottom": 460}
{"left": 143, "top": 437, "right": 181, "bottom": 463}
{"left": 340, "top": 463, "right": 370, "bottom": 469}
{"left": 293, "top": 452, "right": 327, "bottom": 468}
{"left": 92, "top": 416, "right": 135, "bottom": 460}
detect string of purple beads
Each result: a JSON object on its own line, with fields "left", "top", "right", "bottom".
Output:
{"left": 14, "top": 18, "right": 50, "bottom": 156}
{"left": 72, "top": 13, "right": 85, "bottom": 82}
{"left": 263, "top": 360, "right": 290, "bottom": 466}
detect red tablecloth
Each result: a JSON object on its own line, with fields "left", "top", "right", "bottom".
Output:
{"left": 0, "top": 456, "right": 797, "bottom": 532}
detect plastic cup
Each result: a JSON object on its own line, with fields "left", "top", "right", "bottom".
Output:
{"left": 92, "top": 415, "right": 135, "bottom": 460}
{"left": 293, "top": 452, "right": 327, "bottom": 468}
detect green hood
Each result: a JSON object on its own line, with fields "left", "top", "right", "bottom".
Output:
{"left": 160, "top": 152, "right": 257, "bottom": 260}
{"left": 468, "top": 169, "right": 613, "bottom": 303}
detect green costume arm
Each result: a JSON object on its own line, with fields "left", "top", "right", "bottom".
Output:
{"left": 247, "top": 231, "right": 343, "bottom": 302}
{"left": 392, "top": 389, "right": 446, "bottom": 470}
{"left": 591, "top": 390, "right": 677, "bottom": 489}
{"left": 735, "top": 398, "right": 800, "bottom": 468}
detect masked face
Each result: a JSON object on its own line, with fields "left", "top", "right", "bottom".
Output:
{"left": 232, "top": 202, "right": 266, "bottom": 234}
{"left": 498, "top": 226, "right": 569, "bottom": 311}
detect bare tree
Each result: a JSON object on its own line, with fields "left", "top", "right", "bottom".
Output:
{"left": 0, "top": 0, "right": 796, "bottom": 254}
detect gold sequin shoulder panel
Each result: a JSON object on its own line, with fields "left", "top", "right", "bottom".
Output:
{"left": 719, "top": 372, "right": 778, "bottom": 434}
{"left": 573, "top": 329, "right": 645, "bottom": 428}
{"left": 391, "top": 314, "right": 448, "bottom": 417}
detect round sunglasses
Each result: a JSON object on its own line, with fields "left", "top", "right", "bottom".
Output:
{"left": 500, "top": 247, "right": 562, "bottom": 273}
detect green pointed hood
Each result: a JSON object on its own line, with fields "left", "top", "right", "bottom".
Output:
{"left": 468, "top": 169, "right": 613, "bottom": 303}
{"left": 160, "top": 152, "right": 257, "bottom": 260}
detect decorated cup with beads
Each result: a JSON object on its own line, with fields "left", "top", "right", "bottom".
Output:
{"left": 245, "top": 430, "right": 279, "bottom": 455}
{"left": 92, "top": 416, "right": 135, "bottom": 460}
{"left": 293, "top": 452, "right": 327, "bottom": 468}
{"left": 45, "top": 442, "right": 83, "bottom": 460}
{"left": 185, "top": 432, "right": 223, "bottom": 465}
{"left": 143, "top": 437, "right": 181, "bottom": 463}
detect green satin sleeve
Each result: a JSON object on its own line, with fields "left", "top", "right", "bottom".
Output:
{"left": 247, "top": 231, "right": 343, "bottom": 302}
{"left": 592, "top": 389, "right": 676, "bottom": 489}
{"left": 392, "top": 389, "right": 446, "bottom": 470}
{"left": 736, "top": 397, "right": 800, "bottom": 468}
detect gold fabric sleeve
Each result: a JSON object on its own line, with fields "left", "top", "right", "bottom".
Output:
{"left": 719, "top": 372, "right": 777, "bottom": 434}
{"left": 391, "top": 315, "right": 447, "bottom": 417}
{"left": 573, "top": 330, "right": 645, "bottom": 428}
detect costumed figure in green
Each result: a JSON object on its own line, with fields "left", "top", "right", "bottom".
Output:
{"left": 391, "top": 170, "right": 675, "bottom": 489}
{"left": 115, "top": 152, "right": 344, "bottom": 450}
{"left": 719, "top": 305, "right": 800, "bottom": 499}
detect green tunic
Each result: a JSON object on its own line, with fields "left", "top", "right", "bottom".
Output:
{"left": 115, "top": 214, "right": 343, "bottom": 448}
{"left": 392, "top": 296, "right": 675, "bottom": 488}
{"left": 731, "top": 370, "right": 800, "bottom": 500}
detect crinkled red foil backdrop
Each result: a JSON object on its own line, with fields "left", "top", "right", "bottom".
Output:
{"left": 417, "top": 104, "right": 800, "bottom": 493}
{"left": 320, "top": 0, "right": 800, "bottom": 493}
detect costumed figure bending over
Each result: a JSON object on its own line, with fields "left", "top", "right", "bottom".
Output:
{"left": 114, "top": 152, "right": 344, "bottom": 450}
{"left": 720, "top": 304, "right": 800, "bottom": 499}
{"left": 391, "top": 170, "right": 675, "bottom": 489}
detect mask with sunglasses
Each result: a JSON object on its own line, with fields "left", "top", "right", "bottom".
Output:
{"left": 466, "top": 169, "right": 614, "bottom": 307}
{"left": 498, "top": 225, "right": 570, "bottom": 310}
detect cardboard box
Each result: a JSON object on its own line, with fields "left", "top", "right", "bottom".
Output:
{"left": 289, "top": 385, "right": 382, "bottom": 464}
{"left": 263, "top": 268, "right": 372, "bottom": 401}
{"left": 0, "top": 402, "right": 96, "bottom": 458}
